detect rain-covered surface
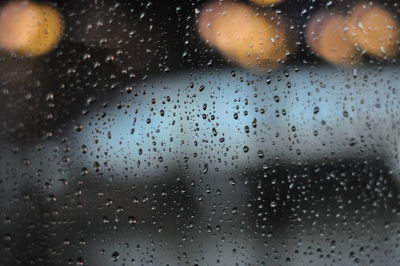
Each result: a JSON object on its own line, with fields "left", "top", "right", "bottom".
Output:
{"left": 1, "top": 0, "right": 400, "bottom": 265}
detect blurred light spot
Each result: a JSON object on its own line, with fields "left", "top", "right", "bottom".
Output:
{"left": 197, "top": 1, "right": 293, "bottom": 70}
{"left": 0, "top": 1, "right": 63, "bottom": 56}
{"left": 249, "top": 0, "right": 285, "bottom": 7}
{"left": 306, "top": 11, "right": 361, "bottom": 65}
{"left": 347, "top": 3, "right": 399, "bottom": 58}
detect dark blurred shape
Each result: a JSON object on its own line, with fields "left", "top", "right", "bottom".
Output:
{"left": 0, "top": 42, "right": 129, "bottom": 142}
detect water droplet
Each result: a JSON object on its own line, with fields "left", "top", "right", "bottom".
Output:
{"left": 111, "top": 251, "right": 119, "bottom": 262}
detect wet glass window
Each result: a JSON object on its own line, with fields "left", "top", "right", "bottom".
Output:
{"left": 1, "top": 0, "right": 400, "bottom": 265}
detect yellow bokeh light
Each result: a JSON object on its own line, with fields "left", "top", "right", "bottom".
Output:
{"left": 0, "top": 1, "right": 63, "bottom": 56}
{"left": 306, "top": 12, "right": 361, "bottom": 65}
{"left": 347, "top": 3, "right": 399, "bottom": 58}
{"left": 249, "top": 0, "right": 285, "bottom": 7}
{"left": 198, "top": 1, "right": 292, "bottom": 70}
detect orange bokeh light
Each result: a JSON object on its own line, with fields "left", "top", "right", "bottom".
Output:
{"left": 250, "top": 0, "right": 285, "bottom": 7}
{"left": 197, "top": 1, "right": 292, "bottom": 70}
{"left": 347, "top": 2, "right": 399, "bottom": 58}
{"left": 306, "top": 11, "right": 361, "bottom": 65}
{"left": 0, "top": 1, "right": 63, "bottom": 56}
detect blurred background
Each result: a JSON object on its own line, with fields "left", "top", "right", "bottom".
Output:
{"left": 1, "top": 0, "right": 400, "bottom": 141}
{"left": 1, "top": 0, "right": 400, "bottom": 265}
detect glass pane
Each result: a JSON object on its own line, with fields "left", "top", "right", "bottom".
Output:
{"left": 1, "top": 0, "right": 400, "bottom": 265}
